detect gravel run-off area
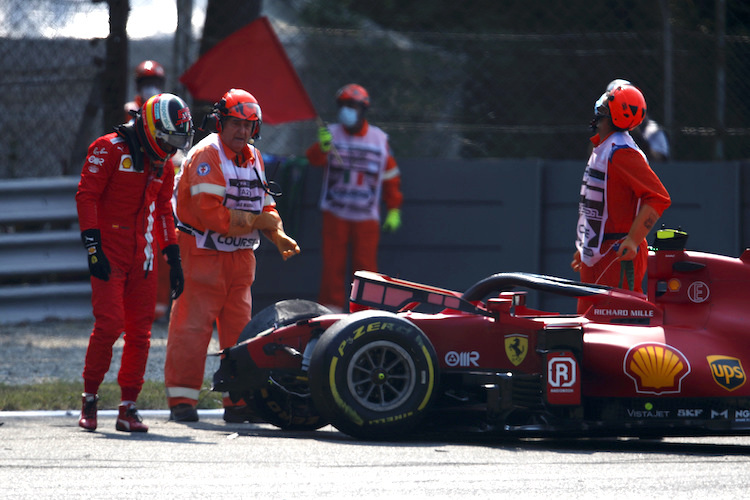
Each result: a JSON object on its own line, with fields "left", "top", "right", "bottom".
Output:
{"left": 0, "top": 319, "right": 220, "bottom": 387}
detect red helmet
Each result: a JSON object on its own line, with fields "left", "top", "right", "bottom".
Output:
{"left": 135, "top": 93, "right": 194, "bottom": 162}
{"left": 135, "top": 60, "right": 165, "bottom": 82}
{"left": 214, "top": 89, "right": 262, "bottom": 140}
{"left": 595, "top": 83, "right": 647, "bottom": 131}
{"left": 336, "top": 84, "right": 370, "bottom": 108}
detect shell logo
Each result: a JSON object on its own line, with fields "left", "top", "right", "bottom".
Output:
{"left": 623, "top": 343, "right": 691, "bottom": 395}
{"left": 118, "top": 155, "right": 134, "bottom": 172}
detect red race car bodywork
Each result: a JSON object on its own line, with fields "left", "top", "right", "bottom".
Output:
{"left": 213, "top": 229, "right": 750, "bottom": 439}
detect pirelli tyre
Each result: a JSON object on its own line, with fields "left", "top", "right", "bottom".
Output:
{"left": 308, "top": 310, "right": 439, "bottom": 440}
{"left": 238, "top": 299, "right": 332, "bottom": 343}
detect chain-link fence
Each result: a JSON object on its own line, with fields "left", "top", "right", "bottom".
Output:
{"left": 1, "top": 0, "right": 749, "bottom": 179}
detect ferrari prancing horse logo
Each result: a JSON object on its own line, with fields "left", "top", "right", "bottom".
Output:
{"left": 505, "top": 334, "right": 528, "bottom": 366}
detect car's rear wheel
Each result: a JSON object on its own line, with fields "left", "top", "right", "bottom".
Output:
{"left": 308, "top": 310, "right": 439, "bottom": 440}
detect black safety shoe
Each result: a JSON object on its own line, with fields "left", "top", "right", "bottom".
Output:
{"left": 169, "top": 403, "right": 199, "bottom": 422}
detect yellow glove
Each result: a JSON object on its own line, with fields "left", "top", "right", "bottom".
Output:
{"left": 318, "top": 126, "right": 332, "bottom": 153}
{"left": 382, "top": 208, "right": 401, "bottom": 232}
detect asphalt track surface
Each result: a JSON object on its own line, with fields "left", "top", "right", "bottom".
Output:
{"left": 3, "top": 321, "right": 750, "bottom": 498}
{"left": 3, "top": 409, "right": 750, "bottom": 500}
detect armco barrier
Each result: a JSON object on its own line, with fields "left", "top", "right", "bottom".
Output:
{"left": 1, "top": 160, "right": 747, "bottom": 325}
{"left": 0, "top": 176, "right": 92, "bottom": 324}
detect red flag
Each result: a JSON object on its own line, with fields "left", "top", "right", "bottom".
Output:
{"left": 179, "top": 16, "right": 317, "bottom": 125}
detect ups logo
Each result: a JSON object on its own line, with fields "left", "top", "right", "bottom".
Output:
{"left": 707, "top": 355, "right": 746, "bottom": 391}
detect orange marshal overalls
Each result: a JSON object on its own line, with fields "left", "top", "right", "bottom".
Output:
{"left": 164, "top": 133, "right": 277, "bottom": 409}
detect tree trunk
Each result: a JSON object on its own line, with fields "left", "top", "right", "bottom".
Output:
{"left": 103, "top": 0, "right": 129, "bottom": 133}
{"left": 200, "top": 0, "right": 262, "bottom": 56}
{"left": 192, "top": 0, "right": 263, "bottom": 141}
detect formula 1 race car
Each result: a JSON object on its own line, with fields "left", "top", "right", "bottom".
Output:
{"left": 212, "top": 229, "right": 750, "bottom": 440}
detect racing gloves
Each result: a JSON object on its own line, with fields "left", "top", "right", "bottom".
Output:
{"left": 318, "top": 126, "right": 332, "bottom": 153}
{"left": 382, "top": 208, "right": 402, "bottom": 232}
{"left": 162, "top": 244, "right": 184, "bottom": 299}
{"left": 81, "top": 229, "right": 111, "bottom": 281}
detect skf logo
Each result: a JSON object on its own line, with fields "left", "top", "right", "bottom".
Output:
{"left": 504, "top": 334, "right": 528, "bottom": 366}
{"left": 118, "top": 155, "right": 135, "bottom": 172}
{"left": 677, "top": 409, "right": 703, "bottom": 417}
{"left": 707, "top": 355, "right": 746, "bottom": 391}
{"left": 624, "top": 343, "right": 691, "bottom": 395}
{"left": 444, "top": 351, "right": 479, "bottom": 367}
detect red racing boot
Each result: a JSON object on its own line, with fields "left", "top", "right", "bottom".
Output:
{"left": 79, "top": 394, "right": 98, "bottom": 431}
{"left": 115, "top": 403, "right": 149, "bottom": 433}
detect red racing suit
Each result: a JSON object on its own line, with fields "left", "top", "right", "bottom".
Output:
{"left": 76, "top": 130, "right": 178, "bottom": 402}
{"left": 306, "top": 120, "right": 403, "bottom": 310}
{"left": 165, "top": 133, "right": 278, "bottom": 409}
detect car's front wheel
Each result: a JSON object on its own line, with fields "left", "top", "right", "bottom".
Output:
{"left": 248, "top": 380, "right": 328, "bottom": 431}
{"left": 308, "top": 310, "right": 439, "bottom": 440}
{"left": 237, "top": 299, "right": 332, "bottom": 343}
{"left": 230, "top": 299, "right": 332, "bottom": 430}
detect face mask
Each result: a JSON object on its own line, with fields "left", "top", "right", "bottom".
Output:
{"left": 140, "top": 85, "right": 162, "bottom": 100}
{"left": 338, "top": 106, "right": 359, "bottom": 128}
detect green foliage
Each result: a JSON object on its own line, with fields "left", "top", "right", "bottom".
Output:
{"left": 300, "top": 0, "right": 364, "bottom": 28}
{"left": 0, "top": 380, "right": 221, "bottom": 411}
{"left": 302, "top": 0, "right": 663, "bottom": 33}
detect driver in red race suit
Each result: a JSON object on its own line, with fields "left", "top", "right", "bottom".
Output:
{"left": 76, "top": 93, "right": 194, "bottom": 433}
{"left": 165, "top": 89, "right": 301, "bottom": 423}
{"left": 572, "top": 83, "right": 671, "bottom": 313}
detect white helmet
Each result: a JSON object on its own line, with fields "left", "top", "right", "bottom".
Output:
{"left": 606, "top": 78, "right": 631, "bottom": 92}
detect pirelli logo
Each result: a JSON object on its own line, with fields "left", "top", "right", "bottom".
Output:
{"left": 707, "top": 355, "right": 746, "bottom": 392}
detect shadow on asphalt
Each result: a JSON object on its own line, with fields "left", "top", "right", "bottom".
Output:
{"left": 168, "top": 419, "right": 750, "bottom": 456}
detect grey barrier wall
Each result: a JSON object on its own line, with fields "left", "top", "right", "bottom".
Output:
{"left": 254, "top": 159, "right": 750, "bottom": 315}
{"left": 1, "top": 159, "right": 748, "bottom": 324}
